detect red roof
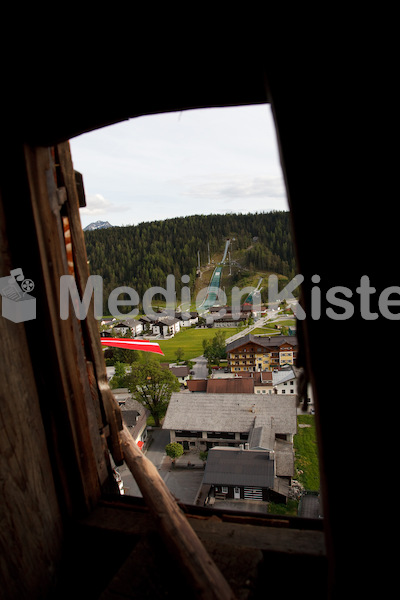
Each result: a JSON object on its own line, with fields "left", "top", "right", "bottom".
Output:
{"left": 206, "top": 378, "right": 254, "bottom": 394}
{"left": 187, "top": 380, "right": 208, "bottom": 392}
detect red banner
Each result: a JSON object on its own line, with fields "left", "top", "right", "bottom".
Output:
{"left": 100, "top": 337, "right": 164, "bottom": 355}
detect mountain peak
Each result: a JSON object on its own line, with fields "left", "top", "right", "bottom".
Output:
{"left": 83, "top": 221, "right": 112, "bottom": 232}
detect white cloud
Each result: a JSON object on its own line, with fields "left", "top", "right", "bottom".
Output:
{"left": 80, "top": 193, "right": 128, "bottom": 216}
{"left": 72, "top": 104, "right": 289, "bottom": 226}
{"left": 181, "top": 174, "right": 287, "bottom": 202}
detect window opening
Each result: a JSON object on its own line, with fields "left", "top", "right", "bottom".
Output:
{"left": 70, "top": 104, "right": 320, "bottom": 519}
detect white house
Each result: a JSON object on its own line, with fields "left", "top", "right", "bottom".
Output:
{"left": 272, "top": 368, "right": 298, "bottom": 395}
{"left": 161, "top": 363, "right": 190, "bottom": 386}
{"left": 253, "top": 366, "right": 297, "bottom": 395}
{"left": 152, "top": 316, "right": 181, "bottom": 337}
{"left": 175, "top": 311, "right": 199, "bottom": 327}
{"left": 111, "top": 319, "right": 143, "bottom": 336}
{"left": 170, "top": 365, "right": 190, "bottom": 386}
{"left": 253, "top": 366, "right": 314, "bottom": 411}
{"left": 101, "top": 317, "right": 116, "bottom": 326}
{"left": 125, "top": 318, "right": 143, "bottom": 336}
{"left": 112, "top": 322, "right": 131, "bottom": 335}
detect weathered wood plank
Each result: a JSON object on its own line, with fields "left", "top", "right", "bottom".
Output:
{"left": 23, "top": 144, "right": 103, "bottom": 511}
{"left": 56, "top": 141, "right": 124, "bottom": 466}
{"left": 0, "top": 177, "right": 63, "bottom": 599}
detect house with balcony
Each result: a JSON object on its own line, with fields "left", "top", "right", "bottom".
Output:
{"left": 226, "top": 334, "right": 298, "bottom": 372}
{"left": 152, "top": 316, "right": 181, "bottom": 337}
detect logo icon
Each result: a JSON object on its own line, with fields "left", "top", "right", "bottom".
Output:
{"left": 0, "top": 268, "right": 36, "bottom": 323}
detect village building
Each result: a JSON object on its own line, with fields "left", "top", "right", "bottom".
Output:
{"left": 163, "top": 393, "right": 297, "bottom": 501}
{"left": 125, "top": 318, "right": 144, "bottom": 336}
{"left": 175, "top": 311, "right": 199, "bottom": 327}
{"left": 151, "top": 316, "right": 181, "bottom": 337}
{"left": 206, "top": 377, "right": 254, "bottom": 394}
{"left": 203, "top": 447, "right": 286, "bottom": 504}
{"left": 100, "top": 330, "right": 112, "bottom": 338}
{"left": 112, "top": 388, "right": 149, "bottom": 451}
{"left": 270, "top": 368, "right": 297, "bottom": 394}
{"left": 100, "top": 317, "right": 117, "bottom": 327}
{"left": 187, "top": 365, "right": 299, "bottom": 397}
{"left": 111, "top": 321, "right": 131, "bottom": 335}
{"left": 208, "top": 303, "right": 252, "bottom": 328}
{"left": 226, "top": 334, "right": 298, "bottom": 372}
{"left": 138, "top": 315, "right": 152, "bottom": 331}
{"left": 161, "top": 363, "right": 191, "bottom": 386}
{"left": 110, "top": 319, "right": 144, "bottom": 337}
{"left": 188, "top": 377, "right": 255, "bottom": 394}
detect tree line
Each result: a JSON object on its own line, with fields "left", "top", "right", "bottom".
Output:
{"left": 84, "top": 211, "right": 295, "bottom": 314}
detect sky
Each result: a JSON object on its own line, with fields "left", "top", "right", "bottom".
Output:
{"left": 69, "top": 104, "right": 289, "bottom": 229}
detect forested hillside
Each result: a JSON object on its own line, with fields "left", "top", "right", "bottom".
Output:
{"left": 84, "top": 211, "right": 295, "bottom": 313}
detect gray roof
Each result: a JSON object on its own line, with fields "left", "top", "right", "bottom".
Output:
{"left": 272, "top": 368, "right": 296, "bottom": 386}
{"left": 274, "top": 439, "right": 295, "bottom": 476}
{"left": 121, "top": 409, "right": 140, "bottom": 427}
{"left": 203, "top": 448, "right": 275, "bottom": 488}
{"left": 170, "top": 366, "right": 190, "bottom": 377}
{"left": 156, "top": 316, "right": 179, "bottom": 325}
{"left": 119, "top": 396, "right": 149, "bottom": 439}
{"left": 249, "top": 425, "right": 273, "bottom": 450}
{"left": 163, "top": 393, "right": 297, "bottom": 435}
{"left": 226, "top": 334, "right": 298, "bottom": 352}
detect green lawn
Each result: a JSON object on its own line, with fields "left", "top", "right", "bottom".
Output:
{"left": 250, "top": 328, "right": 281, "bottom": 336}
{"left": 294, "top": 415, "right": 320, "bottom": 491}
{"left": 268, "top": 415, "right": 320, "bottom": 516}
{"left": 268, "top": 500, "right": 298, "bottom": 516}
{"left": 156, "top": 327, "right": 237, "bottom": 363}
{"left": 265, "top": 319, "right": 296, "bottom": 328}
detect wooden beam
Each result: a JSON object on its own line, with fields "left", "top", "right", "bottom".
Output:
{"left": 120, "top": 424, "right": 238, "bottom": 600}
{"left": 23, "top": 144, "right": 103, "bottom": 513}
{"left": 56, "top": 141, "right": 124, "bottom": 466}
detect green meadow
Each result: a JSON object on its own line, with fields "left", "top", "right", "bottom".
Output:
{"left": 294, "top": 414, "right": 320, "bottom": 491}
{"left": 156, "top": 327, "right": 237, "bottom": 363}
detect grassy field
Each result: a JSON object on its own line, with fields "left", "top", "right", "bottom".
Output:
{"left": 156, "top": 327, "right": 237, "bottom": 363}
{"left": 250, "top": 328, "right": 281, "bottom": 336}
{"left": 294, "top": 415, "right": 320, "bottom": 491}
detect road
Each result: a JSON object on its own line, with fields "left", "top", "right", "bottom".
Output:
{"left": 118, "top": 428, "right": 203, "bottom": 505}
{"left": 191, "top": 356, "right": 208, "bottom": 379}
{"left": 117, "top": 427, "right": 170, "bottom": 497}
{"left": 146, "top": 426, "right": 170, "bottom": 467}
{"left": 224, "top": 300, "right": 299, "bottom": 345}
